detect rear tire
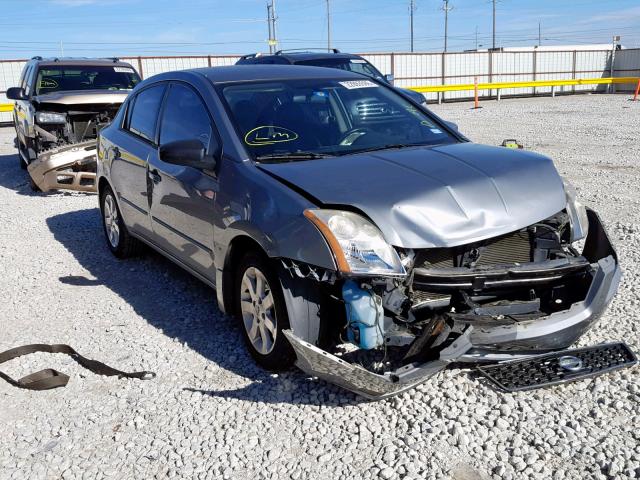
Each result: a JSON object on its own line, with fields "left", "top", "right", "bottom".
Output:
{"left": 234, "top": 251, "right": 295, "bottom": 371}
{"left": 100, "top": 185, "right": 144, "bottom": 258}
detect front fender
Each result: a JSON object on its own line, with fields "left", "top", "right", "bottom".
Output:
{"left": 214, "top": 159, "right": 337, "bottom": 317}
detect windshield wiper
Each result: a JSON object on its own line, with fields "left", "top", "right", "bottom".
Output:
{"left": 344, "top": 143, "right": 432, "bottom": 156}
{"left": 255, "top": 152, "right": 333, "bottom": 163}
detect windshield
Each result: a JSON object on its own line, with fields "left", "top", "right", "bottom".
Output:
{"left": 295, "top": 58, "right": 386, "bottom": 82}
{"left": 35, "top": 65, "right": 141, "bottom": 95}
{"left": 221, "top": 78, "right": 456, "bottom": 161}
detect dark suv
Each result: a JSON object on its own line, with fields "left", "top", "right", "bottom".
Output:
{"left": 236, "top": 49, "right": 427, "bottom": 106}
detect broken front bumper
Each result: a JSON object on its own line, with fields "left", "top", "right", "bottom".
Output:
{"left": 27, "top": 141, "right": 97, "bottom": 193}
{"left": 456, "top": 209, "right": 621, "bottom": 360}
{"left": 284, "top": 328, "right": 474, "bottom": 399}
{"left": 285, "top": 210, "right": 622, "bottom": 399}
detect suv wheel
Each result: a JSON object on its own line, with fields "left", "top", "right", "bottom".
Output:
{"left": 235, "top": 252, "right": 295, "bottom": 371}
{"left": 100, "top": 186, "right": 143, "bottom": 258}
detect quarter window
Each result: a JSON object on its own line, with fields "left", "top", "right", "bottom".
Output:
{"left": 159, "top": 83, "right": 212, "bottom": 148}
{"left": 128, "top": 84, "right": 166, "bottom": 142}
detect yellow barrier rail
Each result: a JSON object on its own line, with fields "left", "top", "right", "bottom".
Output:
{"left": 408, "top": 76, "right": 640, "bottom": 93}
{"left": 0, "top": 77, "right": 638, "bottom": 113}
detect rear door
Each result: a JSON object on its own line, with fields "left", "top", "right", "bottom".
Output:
{"left": 148, "top": 82, "right": 219, "bottom": 278}
{"left": 111, "top": 83, "right": 166, "bottom": 238}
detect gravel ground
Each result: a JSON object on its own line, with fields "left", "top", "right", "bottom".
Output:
{"left": 0, "top": 93, "right": 639, "bottom": 480}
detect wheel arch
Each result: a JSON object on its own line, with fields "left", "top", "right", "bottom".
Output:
{"left": 218, "top": 233, "right": 333, "bottom": 346}
{"left": 219, "top": 234, "right": 269, "bottom": 316}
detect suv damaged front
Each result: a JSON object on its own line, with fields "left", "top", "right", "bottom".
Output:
{"left": 20, "top": 62, "right": 140, "bottom": 192}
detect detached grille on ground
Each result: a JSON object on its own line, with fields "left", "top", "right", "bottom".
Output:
{"left": 476, "top": 343, "right": 637, "bottom": 392}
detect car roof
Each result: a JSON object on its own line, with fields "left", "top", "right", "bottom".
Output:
{"left": 183, "top": 65, "right": 366, "bottom": 84}
{"left": 31, "top": 57, "right": 136, "bottom": 68}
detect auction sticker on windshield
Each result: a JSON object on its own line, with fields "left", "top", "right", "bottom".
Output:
{"left": 114, "top": 67, "right": 134, "bottom": 73}
{"left": 339, "top": 80, "right": 378, "bottom": 89}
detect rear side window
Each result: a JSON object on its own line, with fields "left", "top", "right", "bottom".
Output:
{"left": 128, "top": 84, "right": 166, "bottom": 142}
{"left": 159, "top": 83, "right": 212, "bottom": 148}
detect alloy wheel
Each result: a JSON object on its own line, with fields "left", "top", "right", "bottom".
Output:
{"left": 240, "top": 267, "right": 278, "bottom": 355}
{"left": 103, "top": 194, "right": 120, "bottom": 248}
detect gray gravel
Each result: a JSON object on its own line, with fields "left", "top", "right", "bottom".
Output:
{"left": 0, "top": 93, "right": 639, "bottom": 480}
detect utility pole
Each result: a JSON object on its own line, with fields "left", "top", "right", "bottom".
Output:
{"left": 267, "top": 3, "right": 273, "bottom": 53}
{"left": 538, "top": 21, "right": 541, "bottom": 46}
{"left": 267, "top": 1, "right": 278, "bottom": 53}
{"left": 492, "top": 0, "right": 496, "bottom": 49}
{"left": 475, "top": 25, "right": 478, "bottom": 50}
{"left": 409, "top": 0, "right": 416, "bottom": 53}
{"left": 442, "top": 0, "right": 452, "bottom": 52}
{"left": 59, "top": 41, "right": 64, "bottom": 56}
{"left": 326, "top": 0, "right": 332, "bottom": 52}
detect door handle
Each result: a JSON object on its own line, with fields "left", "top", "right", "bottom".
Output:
{"left": 148, "top": 168, "right": 162, "bottom": 184}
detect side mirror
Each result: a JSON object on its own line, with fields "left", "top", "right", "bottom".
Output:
{"left": 159, "top": 139, "right": 217, "bottom": 170}
{"left": 6, "top": 87, "right": 26, "bottom": 100}
{"left": 444, "top": 121, "right": 459, "bottom": 131}
{"left": 384, "top": 74, "right": 395, "bottom": 85}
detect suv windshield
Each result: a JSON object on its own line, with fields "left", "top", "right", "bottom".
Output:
{"left": 35, "top": 65, "right": 141, "bottom": 95}
{"left": 295, "top": 58, "right": 386, "bottom": 82}
{"left": 221, "top": 78, "right": 456, "bottom": 161}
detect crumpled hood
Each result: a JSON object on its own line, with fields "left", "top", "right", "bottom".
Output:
{"left": 257, "top": 143, "right": 567, "bottom": 248}
{"left": 34, "top": 90, "right": 129, "bottom": 106}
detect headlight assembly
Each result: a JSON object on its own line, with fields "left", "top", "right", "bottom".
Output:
{"left": 36, "top": 112, "right": 67, "bottom": 124}
{"left": 304, "top": 209, "right": 405, "bottom": 276}
{"left": 563, "top": 178, "right": 589, "bottom": 242}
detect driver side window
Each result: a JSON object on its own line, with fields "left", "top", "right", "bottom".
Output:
{"left": 159, "top": 83, "right": 213, "bottom": 150}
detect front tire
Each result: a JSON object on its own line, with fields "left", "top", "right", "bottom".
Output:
{"left": 234, "top": 252, "right": 295, "bottom": 371}
{"left": 100, "top": 185, "right": 143, "bottom": 258}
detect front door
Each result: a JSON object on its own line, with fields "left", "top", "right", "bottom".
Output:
{"left": 148, "top": 82, "right": 218, "bottom": 279}
{"left": 112, "top": 83, "right": 167, "bottom": 238}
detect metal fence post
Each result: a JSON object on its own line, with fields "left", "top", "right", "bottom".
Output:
{"left": 207, "top": 55, "right": 212, "bottom": 67}
{"left": 390, "top": 52, "right": 395, "bottom": 80}
{"left": 440, "top": 52, "right": 446, "bottom": 103}
{"left": 488, "top": 50, "right": 493, "bottom": 100}
{"left": 137, "top": 57, "right": 144, "bottom": 79}
{"left": 572, "top": 50, "right": 577, "bottom": 94}
{"left": 532, "top": 50, "right": 537, "bottom": 96}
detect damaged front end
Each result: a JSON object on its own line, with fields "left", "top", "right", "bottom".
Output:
{"left": 28, "top": 141, "right": 98, "bottom": 192}
{"left": 283, "top": 208, "right": 623, "bottom": 399}
{"left": 27, "top": 97, "right": 124, "bottom": 192}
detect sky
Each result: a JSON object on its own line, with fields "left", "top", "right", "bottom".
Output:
{"left": 1, "top": 0, "right": 639, "bottom": 59}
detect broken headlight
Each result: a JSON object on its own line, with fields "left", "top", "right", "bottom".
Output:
{"left": 304, "top": 209, "right": 405, "bottom": 276}
{"left": 36, "top": 112, "right": 67, "bottom": 124}
{"left": 563, "top": 178, "right": 589, "bottom": 242}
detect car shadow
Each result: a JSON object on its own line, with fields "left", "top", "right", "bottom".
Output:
{"left": 46, "top": 208, "right": 364, "bottom": 406}
{"left": 0, "top": 153, "right": 37, "bottom": 196}
{"left": 0, "top": 152, "right": 94, "bottom": 198}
